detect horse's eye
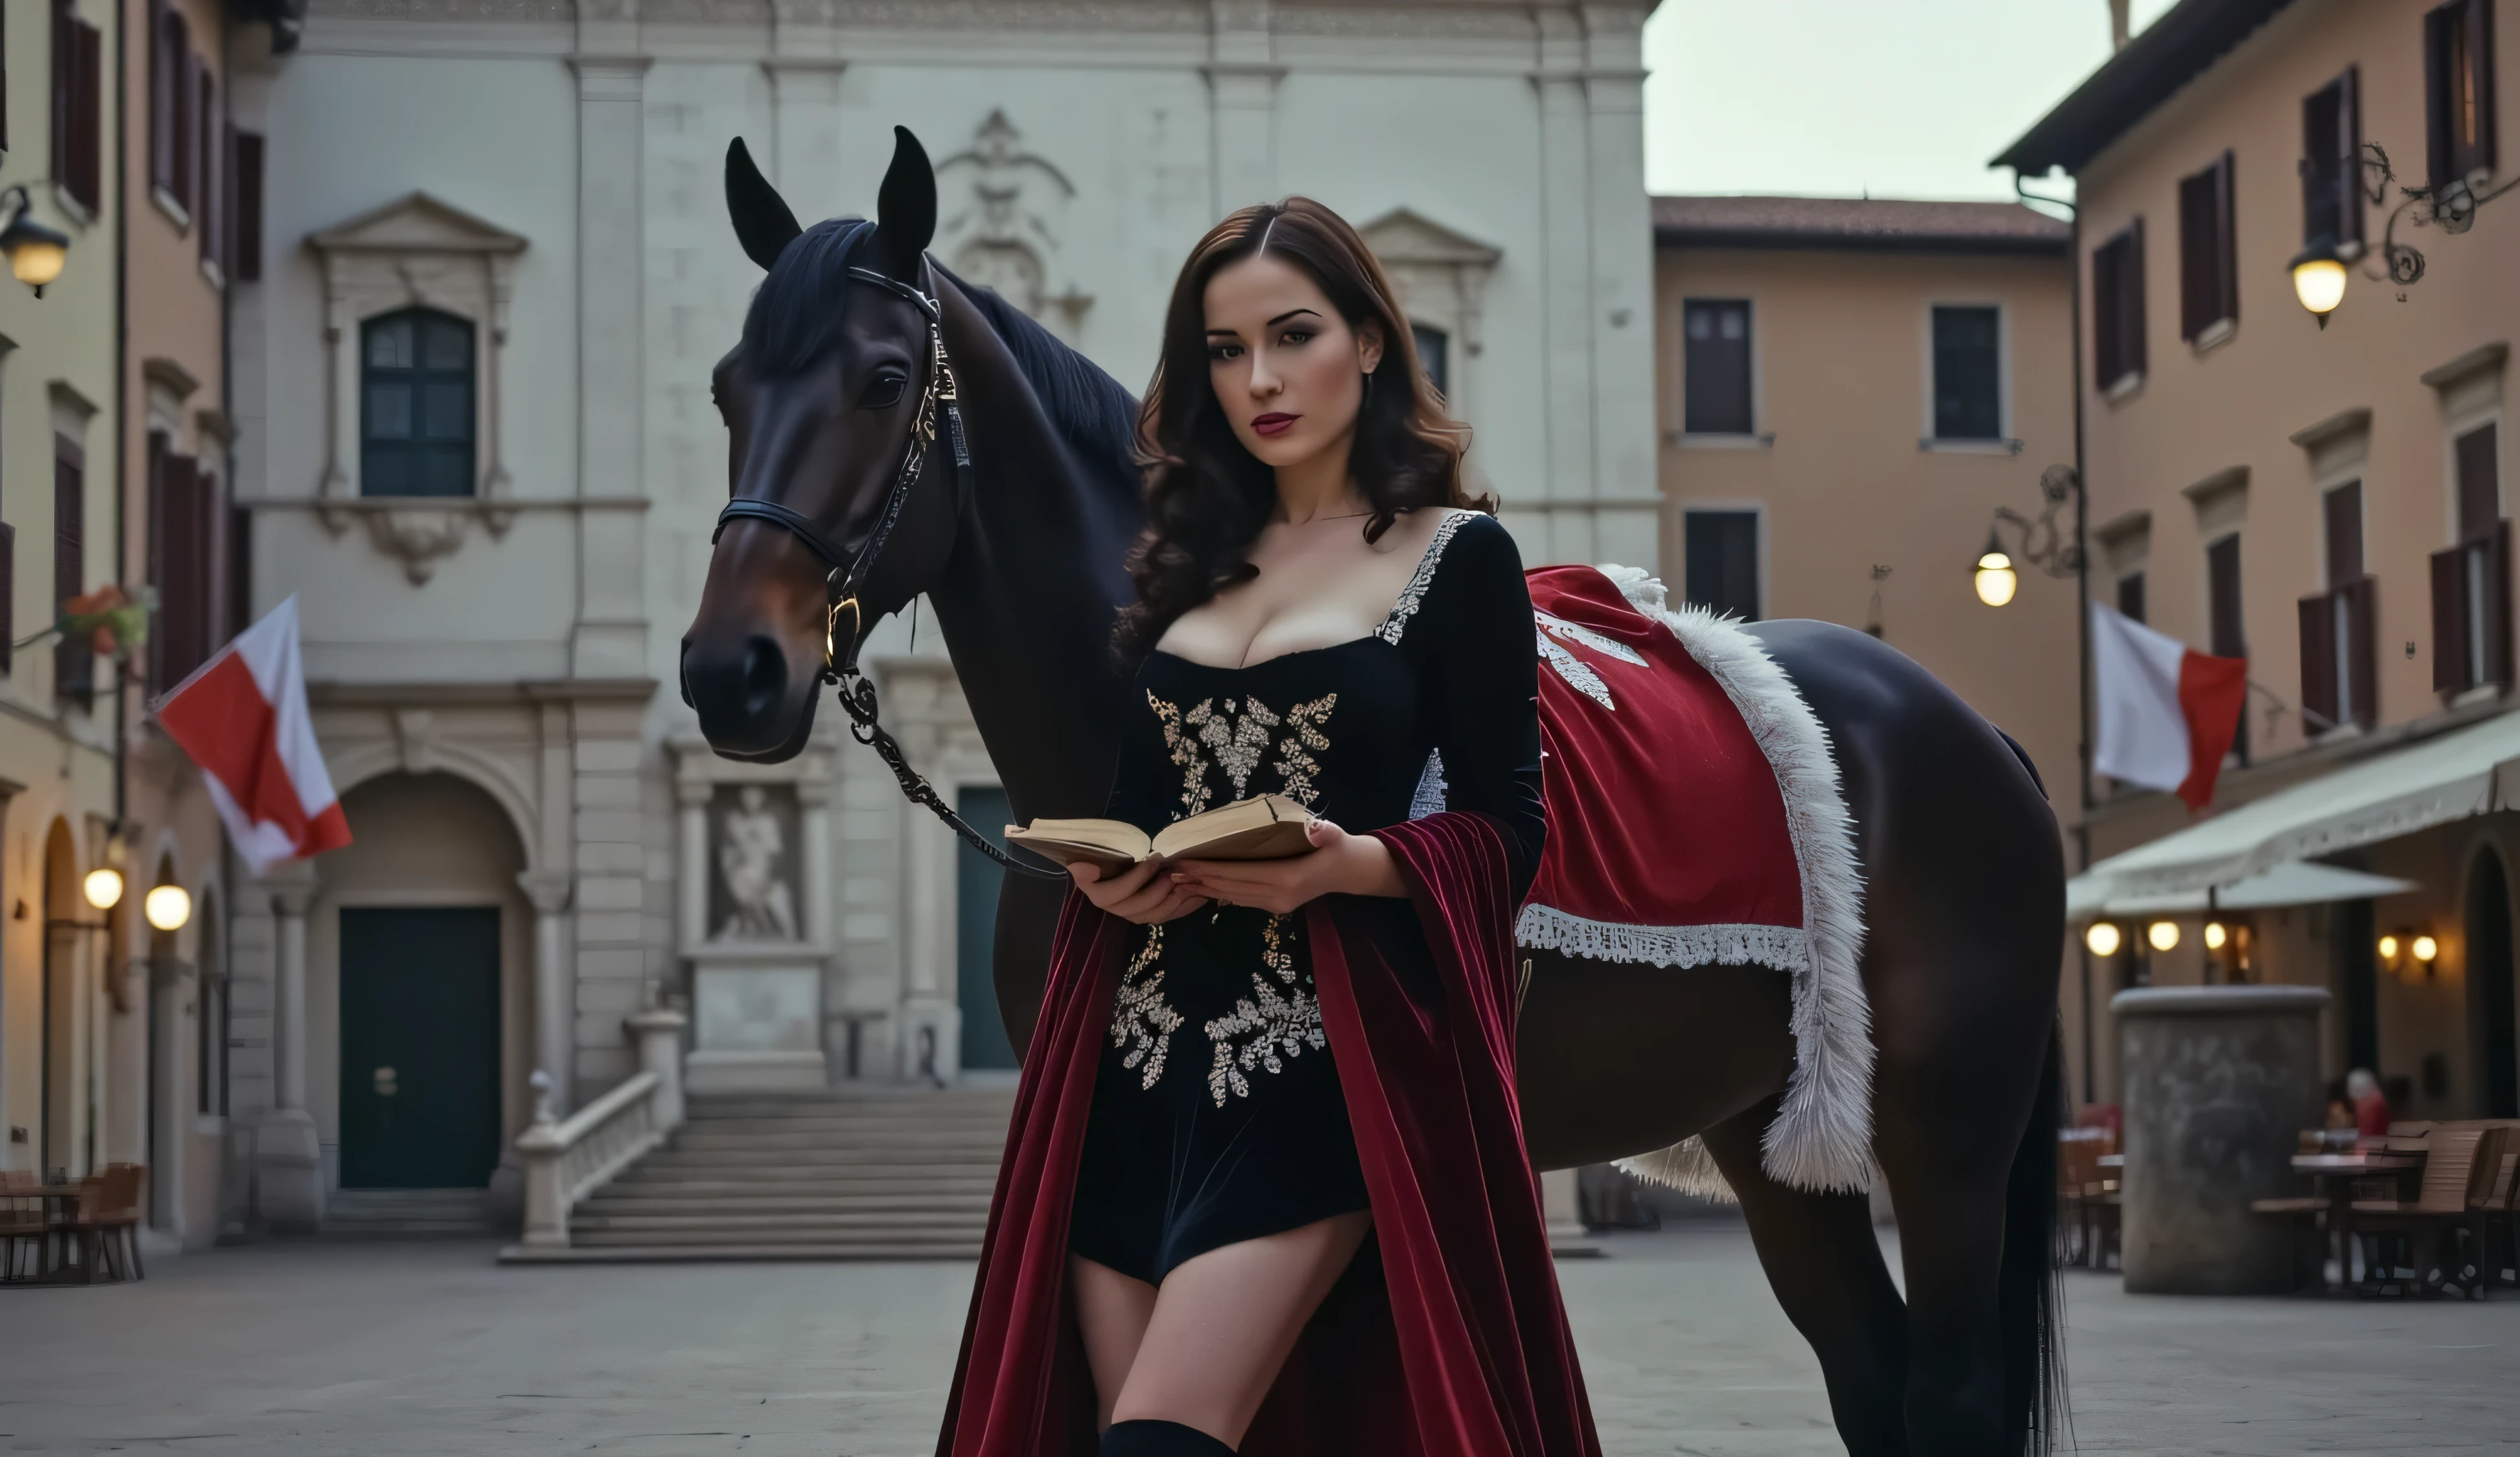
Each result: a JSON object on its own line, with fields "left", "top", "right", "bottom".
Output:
{"left": 861, "top": 375, "right": 909, "bottom": 410}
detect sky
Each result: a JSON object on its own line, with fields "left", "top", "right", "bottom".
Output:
{"left": 1642, "top": 0, "right": 2186, "bottom": 201}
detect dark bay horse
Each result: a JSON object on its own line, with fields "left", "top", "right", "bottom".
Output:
{"left": 681, "top": 128, "right": 2066, "bottom": 1457}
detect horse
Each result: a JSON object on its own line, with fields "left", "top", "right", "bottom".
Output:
{"left": 680, "top": 127, "right": 2066, "bottom": 1457}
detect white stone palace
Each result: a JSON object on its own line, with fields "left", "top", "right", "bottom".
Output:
{"left": 222, "top": 0, "right": 1662, "bottom": 1228}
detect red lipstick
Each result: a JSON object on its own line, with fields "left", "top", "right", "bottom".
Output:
{"left": 1252, "top": 412, "right": 1300, "bottom": 437}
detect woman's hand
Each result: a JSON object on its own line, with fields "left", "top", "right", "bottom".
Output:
{"left": 1168, "top": 818, "right": 1406, "bottom": 916}
{"left": 1069, "top": 857, "right": 1212, "bottom": 925}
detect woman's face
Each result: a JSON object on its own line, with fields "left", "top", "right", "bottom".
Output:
{"left": 1202, "top": 251, "right": 1383, "bottom": 471}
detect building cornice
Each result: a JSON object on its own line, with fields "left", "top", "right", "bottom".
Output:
{"left": 309, "top": 678, "right": 660, "bottom": 705}
{"left": 2420, "top": 341, "right": 2510, "bottom": 393}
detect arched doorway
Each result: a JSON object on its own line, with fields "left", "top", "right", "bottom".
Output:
{"left": 319, "top": 773, "right": 525, "bottom": 1190}
{"left": 2469, "top": 850, "right": 2519, "bottom": 1117}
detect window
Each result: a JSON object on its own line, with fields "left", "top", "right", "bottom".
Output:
{"left": 2178, "top": 151, "right": 2239, "bottom": 343}
{"left": 2300, "top": 481, "right": 2377, "bottom": 730}
{"left": 2426, "top": 0, "right": 2499, "bottom": 189}
{"left": 2302, "top": 68, "right": 2365, "bottom": 251}
{"left": 53, "top": 439, "right": 88, "bottom": 706}
{"left": 148, "top": 434, "right": 218, "bottom": 688}
{"left": 151, "top": 4, "right": 191, "bottom": 207}
{"left": 2208, "top": 533, "right": 2247, "bottom": 758}
{"left": 2092, "top": 222, "right": 2147, "bottom": 392}
{"left": 1682, "top": 299, "right": 1753, "bottom": 435}
{"left": 2432, "top": 423, "right": 2508, "bottom": 695}
{"left": 48, "top": 0, "right": 101, "bottom": 213}
{"left": 361, "top": 309, "right": 476, "bottom": 498}
{"left": 1931, "top": 306, "right": 2002, "bottom": 441}
{"left": 228, "top": 502, "right": 253, "bottom": 636}
{"left": 230, "top": 130, "right": 264, "bottom": 281}
{"left": 1684, "top": 509, "right": 1760, "bottom": 620}
{"left": 0, "top": 522, "right": 14, "bottom": 675}
{"left": 1411, "top": 323, "right": 1449, "bottom": 398}
{"left": 196, "top": 65, "right": 220, "bottom": 268}
{"left": 2116, "top": 571, "right": 2147, "bottom": 624}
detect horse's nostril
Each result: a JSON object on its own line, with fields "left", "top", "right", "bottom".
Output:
{"left": 740, "top": 636, "right": 788, "bottom": 719}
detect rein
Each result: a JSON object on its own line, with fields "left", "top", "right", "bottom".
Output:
{"left": 714, "top": 253, "right": 1066, "bottom": 882}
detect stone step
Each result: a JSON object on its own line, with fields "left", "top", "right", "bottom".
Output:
{"left": 668, "top": 1128, "right": 1009, "bottom": 1148}
{"left": 503, "top": 1241, "right": 982, "bottom": 1263}
{"left": 572, "top": 1213, "right": 990, "bottom": 1237}
{"left": 635, "top": 1147, "right": 1004, "bottom": 1168}
{"left": 323, "top": 1188, "right": 503, "bottom": 1239}
{"left": 580, "top": 1195, "right": 994, "bottom": 1218}
{"left": 592, "top": 1177, "right": 998, "bottom": 1200}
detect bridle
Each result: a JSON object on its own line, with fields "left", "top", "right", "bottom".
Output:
{"left": 713, "top": 246, "right": 1063, "bottom": 881}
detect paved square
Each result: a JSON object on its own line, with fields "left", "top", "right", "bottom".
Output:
{"left": 5, "top": 1225, "right": 2515, "bottom": 1454}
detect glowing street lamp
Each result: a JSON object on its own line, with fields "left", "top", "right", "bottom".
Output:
{"left": 0, "top": 186, "right": 70, "bottom": 297}
{"left": 2289, "top": 238, "right": 2348, "bottom": 327}
{"left": 82, "top": 866, "right": 124, "bottom": 910}
{"left": 1972, "top": 531, "right": 2019, "bottom": 608}
{"left": 2146, "top": 920, "right": 2181, "bottom": 953}
{"left": 145, "top": 884, "right": 193, "bottom": 932}
{"left": 2084, "top": 922, "right": 2122, "bottom": 957}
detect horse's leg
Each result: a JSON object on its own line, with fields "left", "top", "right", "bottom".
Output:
{"left": 1701, "top": 1102, "right": 1911, "bottom": 1457}
{"left": 992, "top": 874, "right": 1069, "bottom": 1059}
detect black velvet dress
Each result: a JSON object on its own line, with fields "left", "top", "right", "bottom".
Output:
{"left": 1068, "top": 510, "right": 1545, "bottom": 1286}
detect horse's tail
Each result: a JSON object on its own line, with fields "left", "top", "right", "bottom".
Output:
{"left": 2000, "top": 1021, "right": 2069, "bottom": 1454}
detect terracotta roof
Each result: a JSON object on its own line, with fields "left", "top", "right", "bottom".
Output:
{"left": 1995, "top": 0, "right": 2298, "bottom": 176}
{"left": 1651, "top": 196, "right": 2072, "bottom": 254}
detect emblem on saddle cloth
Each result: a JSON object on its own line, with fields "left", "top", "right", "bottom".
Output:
{"left": 1516, "top": 565, "right": 1876, "bottom": 1202}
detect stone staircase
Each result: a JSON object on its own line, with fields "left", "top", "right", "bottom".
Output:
{"left": 539, "top": 1086, "right": 1015, "bottom": 1261}
{"left": 322, "top": 1187, "right": 506, "bottom": 1238}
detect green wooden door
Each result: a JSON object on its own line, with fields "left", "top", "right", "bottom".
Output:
{"left": 340, "top": 907, "right": 502, "bottom": 1188}
{"left": 956, "top": 786, "right": 1020, "bottom": 1070}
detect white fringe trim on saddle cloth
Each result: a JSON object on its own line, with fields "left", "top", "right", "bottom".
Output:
{"left": 1536, "top": 566, "right": 1876, "bottom": 1201}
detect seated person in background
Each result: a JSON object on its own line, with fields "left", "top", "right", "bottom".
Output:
{"left": 2347, "top": 1067, "right": 2391, "bottom": 1138}
{"left": 2324, "top": 1075, "right": 2355, "bottom": 1132}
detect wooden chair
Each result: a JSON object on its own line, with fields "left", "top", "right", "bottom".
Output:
{"left": 2479, "top": 1145, "right": 2520, "bottom": 1290}
{"left": 2353, "top": 1125, "right": 2491, "bottom": 1297}
{"left": 62, "top": 1164, "right": 144, "bottom": 1282}
{"left": 0, "top": 1170, "right": 46, "bottom": 1282}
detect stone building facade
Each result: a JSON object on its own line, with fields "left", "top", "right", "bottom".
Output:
{"left": 222, "top": 0, "right": 1664, "bottom": 1222}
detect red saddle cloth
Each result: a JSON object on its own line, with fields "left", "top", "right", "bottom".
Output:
{"left": 1520, "top": 565, "right": 1804, "bottom": 959}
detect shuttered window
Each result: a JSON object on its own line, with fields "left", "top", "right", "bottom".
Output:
{"left": 362, "top": 309, "right": 478, "bottom": 498}
{"left": 1682, "top": 299, "right": 1753, "bottom": 436}
{"left": 1411, "top": 323, "right": 1448, "bottom": 398}
{"left": 2092, "top": 222, "right": 2147, "bottom": 391}
{"left": 196, "top": 67, "right": 220, "bottom": 268}
{"left": 49, "top": 0, "right": 101, "bottom": 213}
{"left": 2116, "top": 571, "right": 2147, "bottom": 625}
{"left": 54, "top": 440, "right": 89, "bottom": 707}
{"left": 2434, "top": 423, "right": 2510, "bottom": 695}
{"left": 2426, "top": 0, "right": 2499, "bottom": 189}
{"left": 1931, "top": 306, "right": 2002, "bottom": 441}
{"left": 0, "top": 522, "right": 15, "bottom": 676}
{"left": 231, "top": 130, "right": 265, "bottom": 281}
{"left": 1684, "top": 510, "right": 1760, "bottom": 622}
{"left": 149, "top": 436, "right": 218, "bottom": 689}
{"left": 2208, "top": 533, "right": 2247, "bottom": 760}
{"left": 2302, "top": 482, "right": 2377, "bottom": 731}
{"left": 2302, "top": 68, "right": 2364, "bottom": 250}
{"left": 2178, "top": 151, "right": 2239, "bottom": 342}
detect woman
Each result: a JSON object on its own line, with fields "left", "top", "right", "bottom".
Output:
{"left": 938, "top": 199, "right": 1599, "bottom": 1457}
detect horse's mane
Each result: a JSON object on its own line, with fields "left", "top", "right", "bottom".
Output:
{"left": 739, "top": 216, "right": 1141, "bottom": 499}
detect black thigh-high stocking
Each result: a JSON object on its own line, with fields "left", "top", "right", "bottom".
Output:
{"left": 1101, "top": 1417, "right": 1237, "bottom": 1456}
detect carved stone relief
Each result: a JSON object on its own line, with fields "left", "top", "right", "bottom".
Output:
{"left": 708, "top": 783, "right": 804, "bottom": 943}
{"left": 934, "top": 111, "right": 1094, "bottom": 340}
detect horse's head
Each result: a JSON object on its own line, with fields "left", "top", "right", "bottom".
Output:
{"left": 681, "top": 127, "right": 961, "bottom": 761}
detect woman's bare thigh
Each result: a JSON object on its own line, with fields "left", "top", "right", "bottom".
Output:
{"left": 1107, "top": 1210, "right": 1375, "bottom": 1445}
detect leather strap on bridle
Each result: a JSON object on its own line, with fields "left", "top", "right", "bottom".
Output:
{"left": 714, "top": 248, "right": 1062, "bottom": 881}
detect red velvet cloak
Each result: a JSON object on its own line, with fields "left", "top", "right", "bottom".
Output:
{"left": 937, "top": 811, "right": 1602, "bottom": 1457}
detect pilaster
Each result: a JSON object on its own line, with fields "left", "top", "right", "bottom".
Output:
{"left": 1580, "top": 8, "right": 1659, "bottom": 572}
{"left": 1533, "top": 12, "right": 1596, "bottom": 563}
{"left": 254, "top": 878, "right": 323, "bottom": 1231}
{"left": 520, "top": 870, "right": 577, "bottom": 1116}
{"left": 1205, "top": 0, "right": 1282, "bottom": 214}
{"left": 570, "top": 53, "right": 652, "bottom": 677}
{"left": 765, "top": 1, "right": 848, "bottom": 218}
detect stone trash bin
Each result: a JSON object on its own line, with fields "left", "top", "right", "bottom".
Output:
{"left": 2112, "top": 985, "right": 2330, "bottom": 1294}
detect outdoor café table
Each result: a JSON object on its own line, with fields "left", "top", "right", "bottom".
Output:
{"left": 2291, "top": 1152, "right": 2421, "bottom": 1292}
{"left": 13, "top": 1185, "right": 102, "bottom": 1285}
{"left": 2097, "top": 1154, "right": 2124, "bottom": 1170}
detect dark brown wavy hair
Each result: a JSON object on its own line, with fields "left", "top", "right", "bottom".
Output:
{"left": 1115, "top": 197, "right": 1490, "bottom": 659}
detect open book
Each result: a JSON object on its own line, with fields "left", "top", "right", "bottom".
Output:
{"left": 1006, "top": 793, "right": 1316, "bottom": 876}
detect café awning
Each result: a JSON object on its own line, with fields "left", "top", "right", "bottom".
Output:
{"left": 2070, "top": 708, "right": 2520, "bottom": 905}
{"left": 2066, "top": 859, "right": 2420, "bottom": 920}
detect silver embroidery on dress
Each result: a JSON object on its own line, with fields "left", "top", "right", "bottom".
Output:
{"left": 1190, "top": 696, "right": 1281, "bottom": 797}
{"left": 1408, "top": 750, "right": 1448, "bottom": 819}
{"left": 1536, "top": 610, "right": 1648, "bottom": 665}
{"left": 1204, "top": 915, "right": 1326, "bottom": 1104}
{"left": 1537, "top": 627, "right": 1618, "bottom": 710}
{"left": 1373, "top": 511, "right": 1475, "bottom": 645}
{"left": 1149, "top": 694, "right": 1214, "bottom": 816}
{"left": 1271, "top": 694, "right": 1337, "bottom": 808}
{"left": 1110, "top": 926, "right": 1184, "bottom": 1090}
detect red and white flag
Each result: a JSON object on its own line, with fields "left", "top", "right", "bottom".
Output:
{"left": 157, "top": 596, "right": 353, "bottom": 872}
{"left": 2090, "top": 601, "right": 2249, "bottom": 810}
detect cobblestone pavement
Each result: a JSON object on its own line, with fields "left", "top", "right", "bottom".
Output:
{"left": 5, "top": 1224, "right": 2517, "bottom": 1454}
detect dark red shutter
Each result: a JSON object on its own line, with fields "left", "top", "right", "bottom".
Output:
{"left": 198, "top": 70, "right": 220, "bottom": 267}
{"left": 53, "top": 443, "right": 88, "bottom": 706}
{"left": 2215, "top": 150, "right": 2239, "bottom": 329}
{"left": 2180, "top": 167, "right": 2215, "bottom": 340}
{"left": 2489, "top": 519, "right": 2517, "bottom": 688}
{"left": 2326, "top": 480, "right": 2366, "bottom": 581}
{"left": 2466, "top": 0, "right": 2499, "bottom": 175}
{"left": 232, "top": 131, "right": 264, "bottom": 281}
{"left": 227, "top": 502, "right": 253, "bottom": 641}
{"left": 2092, "top": 237, "right": 2121, "bottom": 386}
{"left": 149, "top": 1, "right": 171, "bottom": 193}
{"left": 2431, "top": 3, "right": 2457, "bottom": 187}
{"left": 0, "top": 523, "right": 14, "bottom": 675}
{"left": 147, "top": 435, "right": 172, "bottom": 686}
{"left": 2458, "top": 422, "right": 2502, "bottom": 538}
{"left": 2208, "top": 533, "right": 2246, "bottom": 659}
{"left": 2434, "top": 544, "right": 2471, "bottom": 692}
{"left": 2300, "top": 591, "right": 2339, "bottom": 730}
{"left": 2339, "top": 65, "right": 2365, "bottom": 249}
{"left": 2345, "top": 574, "right": 2380, "bottom": 727}
{"left": 70, "top": 20, "right": 99, "bottom": 211}
{"left": 49, "top": 0, "right": 68, "bottom": 185}
{"left": 179, "top": 51, "right": 204, "bottom": 213}
{"left": 2124, "top": 217, "right": 2147, "bottom": 378}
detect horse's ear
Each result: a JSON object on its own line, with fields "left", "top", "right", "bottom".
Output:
{"left": 725, "top": 137, "right": 803, "bottom": 272}
{"left": 869, "top": 126, "right": 937, "bottom": 282}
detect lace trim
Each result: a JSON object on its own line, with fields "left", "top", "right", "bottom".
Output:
{"left": 1109, "top": 926, "right": 1184, "bottom": 1090}
{"left": 1408, "top": 750, "right": 1448, "bottom": 820}
{"left": 1513, "top": 903, "right": 1808, "bottom": 974}
{"left": 1373, "top": 511, "right": 1475, "bottom": 646}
